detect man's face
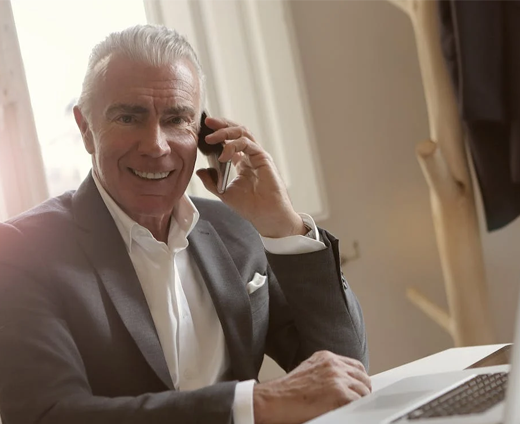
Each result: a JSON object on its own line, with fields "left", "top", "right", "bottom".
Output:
{"left": 75, "top": 55, "right": 200, "bottom": 222}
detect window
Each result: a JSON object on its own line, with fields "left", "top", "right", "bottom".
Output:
{"left": 11, "top": 0, "right": 148, "bottom": 197}
{"left": 3, "top": 0, "right": 327, "bottom": 219}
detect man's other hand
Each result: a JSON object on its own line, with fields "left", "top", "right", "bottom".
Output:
{"left": 253, "top": 350, "right": 371, "bottom": 424}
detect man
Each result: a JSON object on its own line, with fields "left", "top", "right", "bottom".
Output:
{"left": 0, "top": 25, "right": 369, "bottom": 424}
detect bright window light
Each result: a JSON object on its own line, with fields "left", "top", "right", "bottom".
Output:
{"left": 11, "top": 0, "right": 148, "bottom": 196}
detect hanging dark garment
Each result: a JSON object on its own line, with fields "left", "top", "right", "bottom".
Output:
{"left": 438, "top": 0, "right": 520, "bottom": 231}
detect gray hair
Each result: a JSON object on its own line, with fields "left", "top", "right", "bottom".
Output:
{"left": 77, "top": 24, "right": 206, "bottom": 122}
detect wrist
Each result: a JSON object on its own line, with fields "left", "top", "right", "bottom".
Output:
{"left": 253, "top": 381, "right": 282, "bottom": 424}
{"left": 258, "top": 213, "right": 307, "bottom": 239}
{"left": 291, "top": 215, "right": 308, "bottom": 237}
{"left": 253, "top": 383, "right": 268, "bottom": 424}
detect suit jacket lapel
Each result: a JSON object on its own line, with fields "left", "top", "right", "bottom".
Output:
{"left": 72, "top": 174, "right": 173, "bottom": 390}
{"left": 188, "top": 219, "right": 256, "bottom": 381}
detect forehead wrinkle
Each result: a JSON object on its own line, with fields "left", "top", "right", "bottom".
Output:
{"left": 99, "top": 56, "right": 200, "bottom": 119}
{"left": 147, "top": 86, "right": 198, "bottom": 117}
{"left": 140, "top": 77, "right": 197, "bottom": 99}
{"left": 144, "top": 77, "right": 194, "bottom": 90}
{"left": 140, "top": 94, "right": 195, "bottom": 118}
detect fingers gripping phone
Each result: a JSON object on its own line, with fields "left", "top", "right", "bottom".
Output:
{"left": 197, "top": 111, "right": 231, "bottom": 194}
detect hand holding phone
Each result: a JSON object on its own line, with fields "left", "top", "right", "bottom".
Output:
{"left": 197, "top": 111, "right": 231, "bottom": 194}
{"left": 195, "top": 115, "right": 306, "bottom": 238}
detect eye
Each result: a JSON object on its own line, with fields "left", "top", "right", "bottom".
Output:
{"left": 116, "top": 115, "right": 135, "bottom": 124}
{"left": 166, "top": 116, "right": 190, "bottom": 126}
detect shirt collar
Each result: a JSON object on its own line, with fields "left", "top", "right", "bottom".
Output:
{"left": 92, "top": 172, "right": 200, "bottom": 252}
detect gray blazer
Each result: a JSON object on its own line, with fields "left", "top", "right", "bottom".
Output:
{"left": 0, "top": 174, "right": 367, "bottom": 424}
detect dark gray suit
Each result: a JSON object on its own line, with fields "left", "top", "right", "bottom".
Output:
{"left": 0, "top": 174, "right": 367, "bottom": 424}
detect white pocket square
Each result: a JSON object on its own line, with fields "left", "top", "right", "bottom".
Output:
{"left": 246, "top": 272, "right": 267, "bottom": 294}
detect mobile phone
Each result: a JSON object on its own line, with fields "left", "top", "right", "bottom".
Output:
{"left": 197, "top": 111, "right": 231, "bottom": 194}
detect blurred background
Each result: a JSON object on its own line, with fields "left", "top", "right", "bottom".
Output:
{"left": 1, "top": 0, "right": 519, "bottom": 377}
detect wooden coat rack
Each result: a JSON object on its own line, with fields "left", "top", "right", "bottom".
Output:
{"left": 388, "top": 0, "right": 495, "bottom": 346}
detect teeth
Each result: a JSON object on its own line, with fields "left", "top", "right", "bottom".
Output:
{"left": 132, "top": 169, "right": 171, "bottom": 180}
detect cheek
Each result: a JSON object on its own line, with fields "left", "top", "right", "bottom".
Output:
{"left": 94, "top": 127, "right": 134, "bottom": 158}
{"left": 92, "top": 139, "right": 118, "bottom": 167}
{"left": 90, "top": 134, "right": 129, "bottom": 179}
{"left": 173, "top": 131, "right": 198, "bottom": 159}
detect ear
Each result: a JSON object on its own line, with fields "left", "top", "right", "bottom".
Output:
{"left": 73, "top": 105, "right": 95, "bottom": 154}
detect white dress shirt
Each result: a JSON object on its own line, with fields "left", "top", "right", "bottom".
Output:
{"left": 93, "top": 174, "right": 325, "bottom": 423}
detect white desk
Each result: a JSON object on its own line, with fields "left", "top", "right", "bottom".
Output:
{"left": 371, "top": 343, "right": 509, "bottom": 392}
{"left": 306, "top": 344, "right": 512, "bottom": 424}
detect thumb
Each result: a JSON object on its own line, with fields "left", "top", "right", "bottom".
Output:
{"left": 196, "top": 168, "right": 221, "bottom": 198}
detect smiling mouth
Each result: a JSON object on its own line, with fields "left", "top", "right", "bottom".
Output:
{"left": 130, "top": 168, "right": 172, "bottom": 180}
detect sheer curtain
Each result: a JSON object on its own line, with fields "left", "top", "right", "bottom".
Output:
{"left": 0, "top": 1, "right": 48, "bottom": 221}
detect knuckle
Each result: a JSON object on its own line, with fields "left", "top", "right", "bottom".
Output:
{"left": 352, "top": 358, "right": 366, "bottom": 371}
{"left": 350, "top": 392, "right": 362, "bottom": 403}
{"left": 321, "top": 350, "right": 335, "bottom": 360}
{"left": 350, "top": 380, "right": 370, "bottom": 397}
{"left": 345, "top": 357, "right": 366, "bottom": 372}
{"left": 312, "top": 350, "right": 330, "bottom": 360}
{"left": 322, "top": 360, "right": 336, "bottom": 374}
{"left": 346, "top": 366, "right": 361, "bottom": 378}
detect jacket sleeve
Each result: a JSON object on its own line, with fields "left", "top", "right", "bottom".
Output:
{"left": 263, "top": 228, "right": 369, "bottom": 372}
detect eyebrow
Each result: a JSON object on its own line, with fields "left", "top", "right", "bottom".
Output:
{"left": 105, "top": 103, "right": 196, "bottom": 118}
{"left": 105, "top": 103, "right": 149, "bottom": 118}
{"left": 162, "top": 105, "right": 197, "bottom": 117}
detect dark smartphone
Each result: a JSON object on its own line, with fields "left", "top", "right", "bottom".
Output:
{"left": 465, "top": 344, "right": 512, "bottom": 369}
{"left": 197, "top": 111, "right": 231, "bottom": 194}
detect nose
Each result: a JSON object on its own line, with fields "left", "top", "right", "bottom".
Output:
{"left": 137, "top": 124, "right": 171, "bottom": 157}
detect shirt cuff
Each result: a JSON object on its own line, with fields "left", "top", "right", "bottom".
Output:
{"left": 233, "top": 379, "right": 256, "bottom": 424}
{"left": 261, "top": 213, "right": 326, "bottom": 255}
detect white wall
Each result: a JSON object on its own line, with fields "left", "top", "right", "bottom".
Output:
{"left": 283, "top": 0, "right": 520, "bottom": 374}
